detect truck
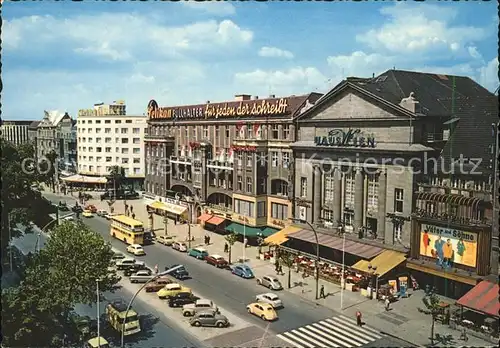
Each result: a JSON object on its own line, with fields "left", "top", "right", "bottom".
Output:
{"left": 182, "top": 299, "right": 218, "bottom": 317}
{"left": 130, "top": 269, "right": 155, "bottom": 283}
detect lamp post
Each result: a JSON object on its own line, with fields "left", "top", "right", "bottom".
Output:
{"left": 179, "top": 195, "right": 192, "bottom": 249}
{"left": 337, "top": 220, "right": 346, "bottom": 310}
{"left": 120, "top": 265, "right": 183, "bottom": 348}
{"left": 291, "top": 218, "right": 320, "bottom": 300}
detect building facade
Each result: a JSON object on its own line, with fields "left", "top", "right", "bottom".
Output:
{"left": 144, "top": 93, "right": 321, "bottom": 228}
{"left": 36, "top": 111, "right": 77, "bottom": 165}
{"left": 76, "top": 102, "right": 147, "bottom": 188}
{"left": 1, "top": 120, "right": 35, "bottom": 146}
{"left": 288, "top": 70, "right": 497, "bottom": 299}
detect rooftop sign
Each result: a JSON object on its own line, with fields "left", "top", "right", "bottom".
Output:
{"left": 314, "top": 128, "right": 376, "bottom": 148}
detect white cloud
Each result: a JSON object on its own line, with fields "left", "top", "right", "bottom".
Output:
{"left": 357, "top": 3, "right": 488, "bottom": 56}
{"left": 467, "top": 46, "right": 483, "bottom": 61}
{"left": 182, "top": 1, "right": 236, "bottom": 16}
{"left": 3, "top": 14, "right": 253, "bottom": 61}
{"left": 258, "top": 46, "right": 294, "bottom": 59}
{"left": 478, "top": 57, "right": 499, "bottom": 93}
{"left": 327, "top": 51, "right": 395, "bottom": 81}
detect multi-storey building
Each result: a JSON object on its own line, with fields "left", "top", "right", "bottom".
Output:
{"left": 76, "top": 102, "right": 147, "bottom": 189}
{"left": 286, "top": 69, "right": 497, "bottom": 299}
{"left": 144, "top": 93, "right": 322, "bottom": 231}
{"left": 36, "top": 111, "right": 76, "bottom": 165}
{"left": 1, "top": 120, "right": 35, "bottom": 146}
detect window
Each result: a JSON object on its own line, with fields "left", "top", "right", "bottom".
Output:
{"left": 96, "top": 137, "right": 102, "bottom": 143}
{"left": 133, "top": 168, "right": 141, "bottom": 175}
{"left": 246, "top": 177, "right": 252, "bottom": 192}
{"left": 237, "top": 152, "right": 243, "bottom": 166}
{"left": 121, "top": 128, "right": 128, "bottom": 134}
{"left": 193, "top": 126, "right": 197, "bottom": 140}
{"left": 344, "top": 170, "right": 355, "bottom": 206}
{"left": 203, "top": 125, "right": 208, "bottom": 138}
{"left": 105, "top": 147, "right": 111, "bottom": 153}
{"left": 367, "top": 174, "right": 379, "bottom": 209}
{"left": 271, "top": 180, "right": 288, "bottom": 196}
{"left": 96, "top": 156, "right": 102, "bottom": 162}
{"left": 257, "top": 201, "right": 266, "bottom": 218}
{"left": 300, "top": 177, "right": 307, "bottom": 197}
{"left": 225, "top": 126, "right": 230, "bottom": 139}
{"left": 343, "top": 212, "right": 354, "bottom": 230}
{"left": 282, "top": 152, "right": 290, "bottom": 168}
{"left": 246, "top": 153, "right": 252, "bottom": 167}
{"left": 234, "top": 199, "right": 254, "bottom": 217}
{"left": 88, "top": 147, "right": 94, "bottom": 152}
{"left": 115, "top": 147, "right": 119, "bottom": 153}
{"left": 122, "top": 158, "right": 129, "bottom": 164}
{"left": 215, "top": 125, "right": 220, "bottom": 140}
{"left": 105, "top": 120, "right": 111, "bottom": 124}
{"left": 106, "top": 157, "right": 112, "bottom": 162}
{"left": 125, "top": 120, "right": 132, "bottom": 124}
{"left": 96, "top": 147, "right": 102, "bottom": 153}
{"left": 121, "top": 138, "right": 129, "bottom": 144}
{"left": 115, "top": 120, "right": 121, "bottom": 124}
{"left": 283, "top": 125, "right": 290, "bottom": 140}
{"left": 133, "top": 158, "right": 140, "bottom": 164}
{"left": 259, "top": 152, "right": 266, "bottom": 166}
{"left": 394, "top": 223, "right": 403, "bottom": 241}
{"left": 271, "top": 151, "right": 278, "bottom": 167}
{"left": 258, "top": 177, "right": 266, "bottom": 195}
{"left": 322, "top": 209, "right": 334, "bottom": 224}
{"left": 95, "top": 128, "right": 101, "bottom": 134}
{"left": 237, "top": 176, "right": 243, "bottom": 191}
{"left": 88, "top": 120, "right": 92, "bottom": 124}
{"left": 89, "top": 156, "right": 94, "bottom": 162}
{"left": 133, "top": 127, "right": 140, "bottom": 134}
{"left": 271, "top": 203, "right": 288, "bottom": 220}
{"left": 325, "top": 175, "right": 334, "bottom": 201}
{"left": 88, "top": 137, "right": 93, "bottom": 143}
{"left": 105, "top": 137, "right": 111, "bottom": 143}
{"left": 121, "top": 148, "right": 129, "bottom": 154}
{"left": 272, "top": 125, "right": 279, "bottom": 139}
{"left": 133, "top": 138, "right": 140, "bottom": 144}
{"left": 133, "top": 148, "right": 140, "bottom": 154}
{"left": 394, "top": 188, "right": 404, "bottom": 213}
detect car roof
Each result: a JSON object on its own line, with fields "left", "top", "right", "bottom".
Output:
{"left": 196, "top": 299, "right": 213, "bottom": 305}
{"left": 195, "top": 309, "right": 217, "bottom": 316}
{"left": 193, "top": 247, "right": 207, "bottom": 252}
{"left": 130, "top": 244, "right": 142, "bottom": 247}
{"left": 210, "top": 254, "right": 223, "bottom": 259}
{"left": 265, "top": 275, "right": 279, "bottom": 281}
{"left": 122, "top": 258, "right": 135, "bottom": 262}
{"left": 256, "top": 302, "right": 274, "bottom": 308}
{"left": 166, "top": 283, "right": 181, "bottom": 289}
{"left": 260, "top": 293, "right": 279, "bottom": 299}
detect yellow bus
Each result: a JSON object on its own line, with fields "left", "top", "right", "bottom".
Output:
{"left": 105, "top": 300, "right": 141, "bottom": 336}
{"left": 110, "top": 214, "right": 144, "bottom": 245}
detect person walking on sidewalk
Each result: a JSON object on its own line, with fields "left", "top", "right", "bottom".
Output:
{"left": 243, "top": 237, "right": 248, "bottom": 248}
{"left": 385, "top": 297, "right": 390, "bottom": 311}
{"left": 224, "top": 242, "right": 229, "bottom": 253}
{"left": 154, "top": 264, "right": 159, "bottom": 275}
{"left": 207, "top": 235, "right": 211, "bottom": 245}
{"left": 356, "top": 311, "right": 362, "bottom": 326}
{"left": 320, "top": 285, "right": 325, "bottom": 299}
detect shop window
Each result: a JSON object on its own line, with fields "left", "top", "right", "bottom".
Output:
{"left": 257, "top": 201, "right": 266, "bottom": 218}
{"left": 393, "top": 223, "right": 403, "bottom": 241}
{"left": 300, "top": 177, "right": 307, "bottom": 197}
{"left": 394, "top": 188, "right": 404, "bottom": 213}
{"left": 271, "top": 203, "right": 288, "bottom": 220}
{"left": 344, "top": 171, "right": 355, "bottom": 206}
{"left": 324, "top": 175, "right": 334, "bottom": 201}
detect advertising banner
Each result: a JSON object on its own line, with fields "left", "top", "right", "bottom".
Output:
{"left": 420, "top": 224, "right": 477, "bottom": 268}
{"left": 398, "top": 276, "right": 408, "bottom": 298}
{"left": 388, "top": 279, "right": 398, "bottom": 294}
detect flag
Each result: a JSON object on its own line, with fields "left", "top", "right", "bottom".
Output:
{"left": 180, "top": 145, "right": 186, "bottom": 157}
{"left": 188, "top": 145, "right": 193, "bottom": 157}
{"left": 228, "top": 148, "right": 234, "bottom": 162}
{"left": 254, "top": 124, "right": 262, "bottom": 139}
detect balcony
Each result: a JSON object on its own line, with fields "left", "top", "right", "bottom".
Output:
{"left": 170, "top": 156, "right": 192, "bottom": 165}
{"left": 145, "top": 133, "right": 175, "bottom": 143}
{"left": 207, "top": 160, "right": 234, "bottom": 170}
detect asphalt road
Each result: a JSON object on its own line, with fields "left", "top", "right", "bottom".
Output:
{"left": 11, "top": 226, "right": 205, "bottom": 348}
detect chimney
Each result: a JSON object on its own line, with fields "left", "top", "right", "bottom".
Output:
{"left": 235, "top": 94, "right": 251, "bottom": 101}
{"left": 254, "top": 96, "right": 259, "bottom": 100}
{"left": 269, "top": 94, "right": 276, "bottom": 98}
{"left": 372, "top": 73, "right": 375, "bottom": 78}
{"left": 206, "top": 101, "right": 210, "bottom": 104}
{"left": 399, "top": 92, "right": 420, "bottom": 113}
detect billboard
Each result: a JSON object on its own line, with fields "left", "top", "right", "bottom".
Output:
{"left": 420, "top": 224, "right": 477, "bottom": 268}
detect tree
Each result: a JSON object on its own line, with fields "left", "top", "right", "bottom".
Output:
{"left": 278, "top": 248, "right": 295, "bottom": 289}
{"left": 41, "top": 150, "right": 59, "bottom": 192}
{"left": 418, "top": 287, "right": 442, "bottom": 345}
{"left": 224, "top": 233, "right": 239, "bottom": 264}
{"left": 107, "top": 165, "right": 126, "bottom": 197}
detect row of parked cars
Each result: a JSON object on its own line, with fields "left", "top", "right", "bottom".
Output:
{"left": 113, "top": 252, "right": 231, "bottom": 328}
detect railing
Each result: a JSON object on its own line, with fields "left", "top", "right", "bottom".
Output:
{"left": 207, "top": 160, "right": 234, "bottom": 168}
{"left": 413, "top": 208, "right": 491, "bottom": 226}
{"left": 170, "top": 156, "right": 192, "bottom": 163}
{"left": 207, "top": 203, "right": 233, "bottom": 213}
{"left": 426, "top": 133, "right": 444, "bottom": 142}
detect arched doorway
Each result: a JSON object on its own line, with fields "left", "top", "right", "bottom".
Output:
{"left": 170, "top": 184, "right": 193, "bottom": 198}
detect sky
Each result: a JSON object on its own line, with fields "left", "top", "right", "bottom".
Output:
{"left": 2, "top": 0, "right": 498, "bottom": 120}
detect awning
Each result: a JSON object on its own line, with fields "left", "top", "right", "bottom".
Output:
{"left": 61, "top": 174, "right": 107, "bottom": 184}
{"left": 288, "top": 229, "right": 384, "bottom": 259}
{"left": 264, "top": 225, "right": 303, "bottom": 246}
{"left": 198, "top": 214, "right": 213, "bottom": 223}
{"left": 261, "top": 227, "right": 279, "bottom": 235}
{"left": 352, "top": 250, "right": 406, "bottom": 277}
{"left": 206, "top": 216, "right": 225, "bottom": 226}
{"left": 148, "top": 201, "right": 187, "bottom": 216}
{"left": 456, "top": 281, "right": 500, "bottom": 318}
{"left": 225, "top": 223, "right": 276, "bottom": 237}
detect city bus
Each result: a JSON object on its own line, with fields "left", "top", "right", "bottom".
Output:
{"left": 110, "top": 214, "right": 144, "bottom": 245}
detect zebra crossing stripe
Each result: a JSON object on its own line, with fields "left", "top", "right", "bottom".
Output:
{"left": 288, "top": 329, "right": 322, "bottom": 347}
{"left": 307, "top": 324, "right": 347, "bottom": 347}
{"left": 297, "top": 327, "right": 339, "bottom": 347}
{"left": 277, "top": 331, "right": 305, "bottom": 348}
{"left": 329, "top": 317, "right": 383, "bottom": 340}
{"left": 313, "top": 321, "right": 368, "bottom": 346}
{"left": 338, "top": 315, "right": 384, "bottom": 336}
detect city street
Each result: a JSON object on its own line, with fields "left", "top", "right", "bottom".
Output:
{"left": 44, "top": 193, "right": 411, "bottom": 347}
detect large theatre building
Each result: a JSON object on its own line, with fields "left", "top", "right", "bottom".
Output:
{"left": 285, "top": 70, "right": 498, "bottom": 298}
{"left": 144, "top": 93, "right": 321, "bottom": 237}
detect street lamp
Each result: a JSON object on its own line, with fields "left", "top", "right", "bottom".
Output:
{"left": 178, "top": 195, "right": 192, "bottom": 249}
{"left": 291, "top": 218, "right": 320, "bottom": 300}
{"left": 120, "top": 265, "right": 183, "bottom": 348}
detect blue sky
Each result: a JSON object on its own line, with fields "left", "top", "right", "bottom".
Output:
{"left": 3, "top": 1, "right": 498, "bottom": 120}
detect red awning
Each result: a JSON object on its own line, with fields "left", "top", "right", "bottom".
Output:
{"left": 288, "top": 229, "right": 384, "bottom": 259}
{"left": 198, "top": 214, "right": 213, "bottom": 223}
{"left": 456, "top": 281, "right": 500, "bottom": 318}
{"left": 206, "top": 216, "right": 225, "bottom": 226}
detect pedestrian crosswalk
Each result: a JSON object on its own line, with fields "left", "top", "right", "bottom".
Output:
{"left": 276, "top": 315, "right": 384, "bottom": 348}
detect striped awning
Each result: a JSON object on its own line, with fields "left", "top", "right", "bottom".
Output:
{"left": 352, "top": 250, "right": 406, "bottom": 277}
{"left": 264, "top": 225, "right": 302, "bottom": 246}
{"left": 198, "top": 214, "right": 213, "bottom": 223}
{"left": 457, "top": 281, "right": 500, "bottom": 318}
{"left": 148, "top": 201, "right": 187, "bottom": 216}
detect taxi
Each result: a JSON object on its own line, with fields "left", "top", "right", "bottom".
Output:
{"left": 82, "top": 210, "right": 93, "bottom": 218}
{"left": 126, "top": 244, "right": 146, "bottom": 256}
{"left": 246, "top": 302, "right": 278, "bottom": 321}
{"left": 157, "top": 283, "right": 192, "bottom": 299}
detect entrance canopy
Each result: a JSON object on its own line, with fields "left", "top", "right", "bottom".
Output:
{"left": 225, "top": 222, "right": 277, "bottom": 237}
{"left": 206, "top": 216, "right": 225, "bottom": 226}
{"left": 61, "top": 174, "right": 107, "bottom": 184}
{"left": 352, "top": 250, "right": 406, "bottom": 278}
{"left": 198, "top": 214, "right": 213, "bottom": 223}
{"left": 289, "top": 229, "right": 383, "bottom": 259}
{"left": 147, "top": 201, "right": 187, "bottom": 216}
{"left": 264, "top": 225, "right": 302, "bottom": 246}
{"left": 456, "top": 280, "right": 499, "bottom": 318}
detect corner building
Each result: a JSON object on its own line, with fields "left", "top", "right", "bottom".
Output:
{"left": 287, "top": 70, "right": 497, "bottom": 298}
{"left": 144, "top": 93, "right": 322, "bottom": 233}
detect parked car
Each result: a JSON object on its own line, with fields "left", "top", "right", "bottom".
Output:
{"left": 205, "top": 254, "right": 229, "bottom": 268}
{"left": 111, "top": 252, "right": 126, "bottom": 262}
{"left": 157, "top": 283, "right": 192, "bottom": 299}
{"left": 116, "top": 258, "right": 143, "bottom": 270}
{"left": 231, "top": 264, "right": 254, "bottom": 279}
{"left": 145, "top": 277, "right": 173, "bottom": 292}
{"left": 182, "top": 299, "right": 218, "bottom": 317}
{"left": 126, "top": 244, "right": 145, "bottom": 256}
{"left": 188, "top": 247, "right": 209, "bottom": 260}
{"left": 100, "top": 190, "right": 140, "bottom": 200}
{"left": 168, "top": 292, "right": 196, "bottom": 308}
{"left": 96, "top": 209, "right": 108, "bottom": 217}
{"left": 124, "top": 264, "right": 151, "bottom": 277}
{"left": 82, "top": 210, "right": 93, "bottom": 218}
{"left": 164, "top": 264, "right": 189, "bottom": 280}
{"left": 255, "top": 293, "right": 283, "bottom": 308}
{"left": 85, "top": 205, "right": 97, "bottom": 213}
{"left": 130, "top": 269, "right": 154, "bottom": 283}
{"left": 157, "top": 235, "right": 175, "bottom": 246}
{"left": 172, "top": 242, "right": 188, "bottom": 252}
{"left": 189, "top": 310, "right": 229, "bottom": 328}
{"left": 256, "top": 275, "right": 283, "bottom": 290}
{"left": 246, "top": 302, "right": 278, "bottom": 321}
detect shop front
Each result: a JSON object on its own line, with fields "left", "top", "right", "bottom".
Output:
{"left": 267, "top": 196, "right": 291, "bottom": 230}
{"left": 146, "top": 201, "right": 189, "bottom": 222}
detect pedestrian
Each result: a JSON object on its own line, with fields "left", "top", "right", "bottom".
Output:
{"left": 275, "top": 259, "right": 280, "bottom": 273}
{"left": 278, "top": 264, "right": 283, "bottom": 275}
{"left": 224, "top": 242, "right": 229, "bottom": 253}
{"left": 132, "top": 213, "right": 136, "bottom": 219}
{"left": 154, "top": 264, "right": 159, "bottom": 275}
{"left": 244, "top": 237, "right": 248, "bottom": 248}
{"left": 207, "top": 235, "right": 211, "bottom": 245}
{"left": 320, "top": 285, "right": 325, "bottom": 299}
{"left": 385, "top": 297, "right": 390, "bottom": 311}
{"left": 356, "top": 311, "right": 362, "bottom": 326}
{"left": 204, "top": 235, "right": 207, "bottom": 245}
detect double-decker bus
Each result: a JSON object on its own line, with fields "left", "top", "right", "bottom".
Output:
{"left": 110, "top": 214, "right": 144, "bottom": 245}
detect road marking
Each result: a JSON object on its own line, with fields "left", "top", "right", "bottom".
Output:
{"left": 312, "top": 321, "right": 364, "bottom": 346}
{"left": 299, "top": 326, "right": 341, "bottom": 347}
{"left": 277, "top": 332, "right": 305, "bottom": 348}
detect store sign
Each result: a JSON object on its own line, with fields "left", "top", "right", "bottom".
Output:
{"left": 420, "top": 224, "right": 477, "bottom": 268}
{"left": 231, "top": 145, "right": 257, "bottom": 152}
{"left": 147, "top": 98, "right": 289, "bottom": 120}
{"left": 314, "top": 128, "right": 376, "bottom": 148}
{"left": 272, "top": 219, "right": 286, "bottom": 228}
